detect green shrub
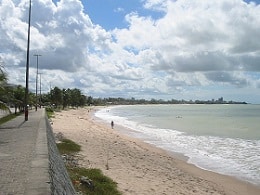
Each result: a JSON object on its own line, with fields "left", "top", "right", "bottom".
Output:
{"left": 68, "top": 167, "right": 121, "bottom": 195}
{"left": 46, "top": 107, "right": 54, "bottom": 118}
{"left": 56, "top": 138, "right": 121, "bottom": 194}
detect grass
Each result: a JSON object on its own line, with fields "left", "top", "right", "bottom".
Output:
{"left": 0, "top": 113, "right": 20, "bottom": 125}
{"left": 57, "top": 138, "right": 121, "bottom": 195}
{"left": 68, "top": 167, "right": 121, "bottom": 195}
{"left": 46, "top": 107, "right": 55, "bottom": 118}
{"left": 57, "top": 138, "right": 81, "bottom": 155}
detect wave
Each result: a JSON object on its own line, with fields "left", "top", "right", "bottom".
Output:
{"left": 95, "top": 106, "right": 260, "bottom": 186}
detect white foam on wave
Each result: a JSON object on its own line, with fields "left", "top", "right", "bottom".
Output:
{"left": 95, "top": 107, "right": 260, "bottom": 186}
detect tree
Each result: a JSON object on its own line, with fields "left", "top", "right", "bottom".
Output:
{"left": 12, "top": 85, "right": 25, "bottom": 113}
{"left": 70, "top": 88, "right": 82, "bottom": 107}
{"left": 0, "top": 57, "right": 9, "bottom": 111}
{"left": 62, "top": 88, "right": 71, "bottom": 109}
{"left": 87, "top": 96, "right": 93, "bottom": 105}
{"left": 34, "top": 86, "right": 87, "bottom": 109}
{"left": 50, "top": 87, "right": 63, "bottom": 107}
{"left": 79, "top": 94, "right": 87, "bottom": 107}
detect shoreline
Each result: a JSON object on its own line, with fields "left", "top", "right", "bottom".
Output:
{"left": 52, "top": 107, "right": 260, "bottom": 195}
{"left": 95, "top": 104, "right": 260, "bottom": 186}
{"left": 94, "top": 109, "right": 191, "bottom": 162}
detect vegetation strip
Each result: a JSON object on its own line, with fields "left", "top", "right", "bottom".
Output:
{"left": 0, "top": 113, "right": 20, "bottom": 125}
{"left": 56, "top": 137, "right": 121, "bottom": 195}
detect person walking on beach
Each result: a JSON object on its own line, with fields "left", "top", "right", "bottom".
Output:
{"left": 111, "top": 121, "right": 114, "bottom": 129}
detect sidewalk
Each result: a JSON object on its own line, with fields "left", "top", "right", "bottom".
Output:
{"left": 0, "top": 109, "right": 51, "bottom": 195}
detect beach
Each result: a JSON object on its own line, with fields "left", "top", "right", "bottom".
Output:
{"left": 51, "top": 107, "right": 260, "bottom": 195}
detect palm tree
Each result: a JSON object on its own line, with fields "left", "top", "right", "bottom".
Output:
{"left": 12, "top": 85, "right": 25, "bottom": 114}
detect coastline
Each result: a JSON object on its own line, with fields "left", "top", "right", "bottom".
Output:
{"left": 52, "top": 107, "right": 260, "bottom": 195}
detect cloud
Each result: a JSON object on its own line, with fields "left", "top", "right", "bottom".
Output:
{"left": 143, "top": 0, "right": 168, "bottom": 11}
{"left": 1, "top": 0, "right": 260, "bottom": 102}
{"left": 112, "top": 0, "right": 260, "bottom": 88}
{"left": 114, "top": 7, "right": 124, "bottom": 13}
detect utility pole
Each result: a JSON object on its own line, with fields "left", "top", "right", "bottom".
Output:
{"left": 24, "top": 0, "right": 32, "bottom": 121}
{"left": 34, "top": 54, "right": 41, "bottom": 111}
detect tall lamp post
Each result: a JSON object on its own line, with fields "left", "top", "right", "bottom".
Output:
{"left": 24, "top": 0, "right": 32, "bottom": 121}
{"left": 34, "top": 54, "right": 41, "bottom": 111}
{"left": 38, "top": 73, "right": 42, "bottom": 108}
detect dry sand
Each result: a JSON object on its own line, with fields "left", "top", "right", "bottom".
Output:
{"left": 51, "top": 107, "right": 260, "bottom": 195}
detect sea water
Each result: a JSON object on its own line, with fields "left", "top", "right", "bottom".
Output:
{"left": 95, "top": 104, "right": 260, "bottom": 186}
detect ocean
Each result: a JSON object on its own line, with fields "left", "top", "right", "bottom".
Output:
{"left": 95, "top": 104, "right": 260, "bottom": 186}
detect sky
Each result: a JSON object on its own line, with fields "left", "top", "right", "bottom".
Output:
{"left": 0, "top": 0, "right": 260, "bottom": 103}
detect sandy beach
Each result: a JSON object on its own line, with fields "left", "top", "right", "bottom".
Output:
{"left": 51, "top": 107, "right": 260, "bottom": 195}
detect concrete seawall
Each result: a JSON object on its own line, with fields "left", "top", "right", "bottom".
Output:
{"left": 45, "top": 114, "right": 76, "bottom": 194}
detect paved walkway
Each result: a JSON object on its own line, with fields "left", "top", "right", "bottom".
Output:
{"left": 0, "top": 109, "right": 51, "bottom": 195}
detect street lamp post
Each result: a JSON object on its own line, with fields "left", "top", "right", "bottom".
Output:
{"left": 24, "top": 0, "right": 32, "bottom": 121}
{"left": 34, "top": 54, "right": 41, "bottom": 111}
{"left": 39, "top": 73, "right": 42, "bottom": 108}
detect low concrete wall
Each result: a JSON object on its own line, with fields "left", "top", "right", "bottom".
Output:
{"left": 45, "top": 115, "right": 76, "bottom": 195}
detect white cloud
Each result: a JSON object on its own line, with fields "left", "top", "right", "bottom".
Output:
{"left": 143, "top": 0, "right": 168, "bottom": 11}
{"left": 113, "top": 0, "right": 260, "bottom": 88}
{"left": 1, "top": 0, "right": 260, "bottom": 103}
{"left": 113, "top": 13, "right": 159, "bottom": 50}
{"left": 114, "top": 7, "right": 124, "bottom": 13}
